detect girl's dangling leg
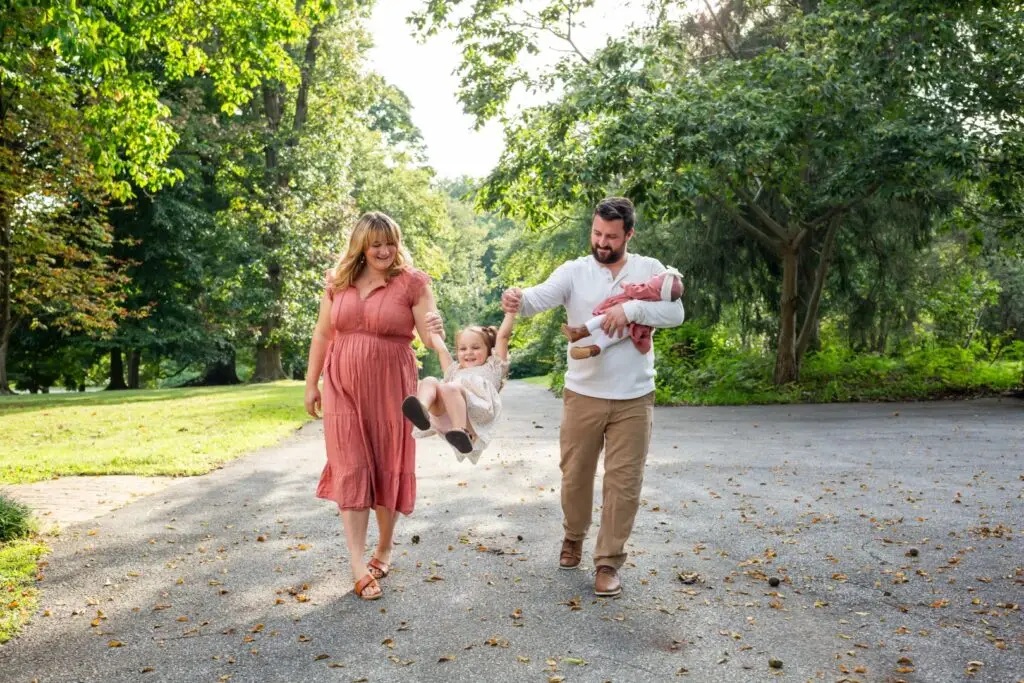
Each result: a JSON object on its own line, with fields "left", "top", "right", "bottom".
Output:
{"left": 402, "top": 377, "right": 438, "bottom": 430}
{"left": 438, "top": 384, "right": 473, "bottom": 454}
{"left": 437, "top": 383, "right": 468, "bottom": 430}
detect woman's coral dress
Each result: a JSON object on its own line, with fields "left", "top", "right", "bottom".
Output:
{"left": 316, "top": 267, "right": 429, "bottom": 515}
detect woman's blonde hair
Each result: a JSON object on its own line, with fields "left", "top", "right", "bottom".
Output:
{"left": 331, "top": 212, "right": 409, "bottom": 292}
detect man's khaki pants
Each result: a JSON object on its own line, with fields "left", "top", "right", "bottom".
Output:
{"left": 559, "top": 388, "right": 654, "bottom": 569}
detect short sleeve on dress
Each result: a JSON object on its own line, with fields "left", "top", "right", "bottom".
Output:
{"left": 487, "top": 355, "right": 510, "bottom": 388}
{"left": 403, "top": 267, "right": 431, "bottom": 305}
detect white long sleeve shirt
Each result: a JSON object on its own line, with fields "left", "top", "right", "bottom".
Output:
{"left": 520, "top": 254, "right": 685, "bottom": 400}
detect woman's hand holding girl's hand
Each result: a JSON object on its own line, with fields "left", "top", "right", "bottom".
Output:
{"left": 425, "top": 311, "right": 444, "bottom": 338}
{"left": 305, "top": 384, "right": 322, "bottom": 418}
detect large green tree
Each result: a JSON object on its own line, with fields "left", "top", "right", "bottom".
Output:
{"left": 215, "top": 8, "right": 455, "bottom": 382}
{"left": 0, "top": 0, "right": 306, "bottom": 392}
{"left": 419, "top": 0, "right": 1024, "bottom": 383}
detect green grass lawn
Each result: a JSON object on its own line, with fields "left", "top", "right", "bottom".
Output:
{"left": 0, "top": 539, "right": 48, "bottom": 643}
{"left": 0, "top": 382, "right": 311, "bottom": 484}
{"left": 520, "top": 374, "right": 553, "bottom": 387}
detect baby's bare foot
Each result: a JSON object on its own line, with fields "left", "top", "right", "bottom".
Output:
{"left": 561, "top": 324, "right": 589, "bottom": 342}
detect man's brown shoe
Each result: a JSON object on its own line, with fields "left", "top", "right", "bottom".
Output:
{"left": 594, "top": 565, "right": 622, "bottom": 597}
{"left": 559, "top": 538, "right": 582, "bottom": 569}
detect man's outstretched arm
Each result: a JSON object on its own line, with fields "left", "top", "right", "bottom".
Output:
{"left": 503, "top": 262, "right": 573, "bottom": 317}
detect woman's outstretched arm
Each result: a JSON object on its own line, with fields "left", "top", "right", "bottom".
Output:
{"left": 412, "top": 284, "right": 451, "bottom": 373}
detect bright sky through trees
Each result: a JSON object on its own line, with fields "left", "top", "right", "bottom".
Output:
{"left": 366, "top": 0, "right": 656, "bottom": 178}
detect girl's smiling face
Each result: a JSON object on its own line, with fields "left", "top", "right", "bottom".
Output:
{"left": 456, "top": 329, "right": 489, "bottom": 368}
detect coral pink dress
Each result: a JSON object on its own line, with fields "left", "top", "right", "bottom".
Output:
{"left": 316, "top": 267, "right": 429, "bottom": 515}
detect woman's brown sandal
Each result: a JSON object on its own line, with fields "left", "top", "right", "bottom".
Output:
{"left": 367, "top": 557, "right": 390, "bottom": 580}
{"left": 354, "top": 574, "right": 382, "bottom": 600}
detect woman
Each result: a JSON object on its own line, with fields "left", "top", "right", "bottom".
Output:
{"left": 304, "top": 211, "right": 443, "bottom": 600}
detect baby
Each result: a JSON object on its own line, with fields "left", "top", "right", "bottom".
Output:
{"left": 562, "top": 267, "right": 684, "bottom": 359}
{"left": 401, "top": 311, "right": 516, "bottom": 463}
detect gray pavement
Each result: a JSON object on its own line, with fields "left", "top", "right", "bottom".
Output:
{"left": 0, "top": 382, "right": 1021, "bottom": 683}
{"left": 3, "top": 475, "right": 185, "bottom": 529}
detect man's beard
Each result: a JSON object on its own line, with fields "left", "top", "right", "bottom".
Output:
{"left": 591, "top": 244, "right": 624, "bottom": 264}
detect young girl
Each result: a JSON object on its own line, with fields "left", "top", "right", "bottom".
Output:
{"left": 401, "top": 311, "right": 516, "bottom": 464}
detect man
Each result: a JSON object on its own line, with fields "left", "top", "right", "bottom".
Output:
{"left": 502, "top": 197, "right": 684, "bottom": 597}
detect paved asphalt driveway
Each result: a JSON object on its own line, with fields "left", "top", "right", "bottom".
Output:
{"left": 1, "top": 382, "right": 1021, "bottom": 682}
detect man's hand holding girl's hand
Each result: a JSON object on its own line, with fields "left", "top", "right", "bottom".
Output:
{"left": 501, "top": 287, "right": 523, "bottom": 313}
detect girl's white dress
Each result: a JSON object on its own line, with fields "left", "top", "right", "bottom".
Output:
{"left": 412, "top": 354, "right": 509, "bottom": 464}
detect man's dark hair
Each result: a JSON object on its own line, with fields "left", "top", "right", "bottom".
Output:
{"left": 594, "top": 197, "right": 635, "bottom": 233}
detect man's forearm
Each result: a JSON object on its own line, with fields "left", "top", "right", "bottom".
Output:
{"left": 520, "top": 286, "right": 559, "bottom": 318}
{"left": 517, "top": 262, "right": 571, "bottom": 317}
{"left": 622, "top": 300, "right": 685, "bottom": 328}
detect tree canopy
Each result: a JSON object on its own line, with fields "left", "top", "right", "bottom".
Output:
{"left": 417, "top": 0, "right": 1024, "bottom": 383}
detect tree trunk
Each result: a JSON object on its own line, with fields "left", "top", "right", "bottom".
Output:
{"left": 253, "top": 337, "right": 286, "bottom": 383}
{"left": 0, "top": 329, "right": 10, "bottom": 395}
{"left": 107, "top": 349, "right": 128, "bottom": 390}
{"left": 249, "top": 25, "right": 322, "bottom": 386}
{"left": 127, "top": 349, "right": 141, "bottom": 389}
{"left": 197, "top": 344, "right": 241, "bottom": 385}
{"left": 795, "top": 218, "right": 840, "bottom": 362}
{"left": 774, "top": 247, "right": 800, "bottom": 384}
{"left": 0, "top": 198, "right": 12, "bottom": 395}
{"left": 291, "top": 23, "right": 321, "bottom": 141}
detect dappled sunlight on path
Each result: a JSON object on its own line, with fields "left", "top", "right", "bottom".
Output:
{"left": 0, "top": 384, "right": 1020, "bottom": 682}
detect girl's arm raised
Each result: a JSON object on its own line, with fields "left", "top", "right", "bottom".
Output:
{"left": 493, "top": 311, "right": 516, "bottom": 361}
{"left": 432, "top": 332, "right": 454, "bottom": 374}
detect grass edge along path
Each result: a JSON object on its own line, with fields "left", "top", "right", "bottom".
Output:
{"left": 0, "top": 381, "right": 312, "bottom": 485}
{"left": 0, "top": 538, "right": 48, "bottom": 644}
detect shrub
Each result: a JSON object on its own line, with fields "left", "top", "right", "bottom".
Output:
{"left": 0, "top": 495, "right": 34, "bottom": 543}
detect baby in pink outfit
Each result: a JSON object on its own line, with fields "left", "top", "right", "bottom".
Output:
{"left": 562, "top": 268, "right": 684, "bottom": 359}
